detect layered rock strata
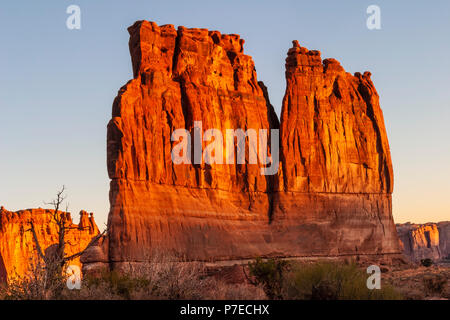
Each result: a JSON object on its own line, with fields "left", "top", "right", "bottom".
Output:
{"left": 90, "top": 21, "right": 400, "bottom": 269}
{"left": 397, "top": 222, "right": 450, "bottom": 262}
{"left": 0, "top": 207, "right": 99, "bottom": 281}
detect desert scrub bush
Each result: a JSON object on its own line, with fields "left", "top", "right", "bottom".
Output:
{"left": 133, "top": 253, "right": 214, "bottom": 299}
{"left": 246, "top": 257, "right": 289, "bottom": 299}
{"left": 423, "top": 274, "right": 447, "bottom": 296}
{"left": 0, "top": 260, "right": 68, "bottom": 300}
{"left": 71, "top": 253, "right": 217, "bottom": 300}
{"left": 284, "top": 261, "right": 403, "bottom": 300}
{"left": 1, "top": 250, "right": 270, "bottom": 300}
{"left": 78, "top": 270, "right": 151, "bottom": 300}
{"left": 75, "top": 268, "right": 267, "bottom": 300}
{"left": 420, "top": 258, "right": 433, "bottom": 267}
{"left": 1, "top": 252, "right": 268, "bottom": 300}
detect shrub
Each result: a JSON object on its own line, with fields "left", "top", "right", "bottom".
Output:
{"left": 0, "top": 260, "right": 67, "bottom": 300}
{"left": 284, "top": 261, "right": 402, "bottom": 300}
{"left": 420, "top": 259, "right": 433, "bottom": 267}
{"left": 1, "top": 251, "right": 269, "bottom": 300}
{"left": 82, "top": 270, "right": 151, "bottom": 300}
{"left": 78, "top": 253, "right": 213, "bottom": 300}
{"left": 423, "top": 274, "right": 447, "bottom": 295}
{"left": 72, "top": 256, "right": 268, "bottom": 300}
{"left": 246, "top": 257, "right": 289, "bottom": 300}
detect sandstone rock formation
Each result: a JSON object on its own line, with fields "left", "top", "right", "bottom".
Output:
{"left": 272, "top": 40, "right": 399, "bottom": 257}
{"left": 86, "top": 21, "right": 400, "bottom": 270}
{"left": 397, "top": 222, "right": 450, "bottom": 262}
{"left": 80, "top": 235, "right": 109, "bottom": 274}
{"left": 438, "top": 222, "right": 450, "bottom": 260}
{"left": 0, "top": 206, "right": 99, "bottom": 281}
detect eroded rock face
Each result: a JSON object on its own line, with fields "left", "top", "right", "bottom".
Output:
{"left": 272, "top": 40, "right": 399, "bottom": 258}
{"left": 397, "top": 222, "right": 450, "bottom": 261}
{"left": 0, "top": 207, "right": 99, "bottom": 281}
{"left": 97, "top": 21, "right": 400, "bottom": 269}
{"left": 106, "top": 21, "right": 279, "bottom": 265}
{"left": 438, "top": 222, "right": 450, "bottom": 260}
{"left": 280, "top": 40, "right": 393, "bottom": 194}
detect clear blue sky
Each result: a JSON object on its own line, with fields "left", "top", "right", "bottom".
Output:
{"left": 1, "top": 0, "right": 449, "bottom": 227}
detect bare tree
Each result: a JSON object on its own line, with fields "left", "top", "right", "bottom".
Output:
{"left": 28, "top": 186, "right": 106, "bottom": 288}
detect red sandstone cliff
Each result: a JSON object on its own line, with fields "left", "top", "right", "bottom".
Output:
{"left": 86, "top": 21, "right": 400, "bottom": 269}
{"left": 397, "top": 222, "right": 450, "bottom": 262}
{"left": 106, "top": 21, "right": 279, "bottom": 266}
{"left": 0, "top": 206, "right": 99, "bottom": 281}
{"left": 280, "top": 41, "right": 392, "bottom": 194}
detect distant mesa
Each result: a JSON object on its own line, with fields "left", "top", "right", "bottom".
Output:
{"left": 396, "top": 221, "right": 450, "bottom": 262}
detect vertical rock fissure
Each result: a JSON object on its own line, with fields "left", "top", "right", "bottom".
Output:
{"left": 257, "top": 81, "right": 279, "bottom": 223}
{"left": 358, "top": 82, "right": 390, "bottom": 193}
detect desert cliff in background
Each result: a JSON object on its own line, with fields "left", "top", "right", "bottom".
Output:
{"left": 0, "top": 207, "right": 99, "bottom": 281}
{"left": 85, "top": 20, "right": 401, "bottom": 270}
{"left": 397, "top": 222, "right": 450, "bottom": 262}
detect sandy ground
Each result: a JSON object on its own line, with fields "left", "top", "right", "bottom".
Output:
{"left": 383, "top": 262, "right": 450, "bottom": 300}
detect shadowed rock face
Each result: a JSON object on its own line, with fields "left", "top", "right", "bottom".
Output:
{"left": 0, "top": 207, "right": 99, "bottom": 281}
{"left": 100, "top": 20, "right": 400, "bottom": 268}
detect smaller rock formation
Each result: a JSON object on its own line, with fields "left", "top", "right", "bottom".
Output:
{"left": 438, "top": 222, "right": 450, "bottom": 260}
{"left": 80, "top": 235, "right": 109, "bottom": 275}
{"left": 0, "top": 207, "right": 100, "bottom": 281}
{"left": 396, "top": 222, "right": 450, "bottom": 262}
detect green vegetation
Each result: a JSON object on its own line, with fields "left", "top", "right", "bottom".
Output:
{"left": 284, "top": 261, "right": 402, "bottom": 300}
{"left": 246, "top": 258, "right": 403, "bottom": 300}
{"left": 0, "top": 257, "right": 266, "bottom": 300}
{"left": 0, "top": 254, "right": 413, "bottom": 300}
{"left": 247, "top": 257, "right": 289, "bottom": 299}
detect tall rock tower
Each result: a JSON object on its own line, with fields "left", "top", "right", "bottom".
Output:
{"left": 93, "top": 21, "right": 400, "bottom": 270}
